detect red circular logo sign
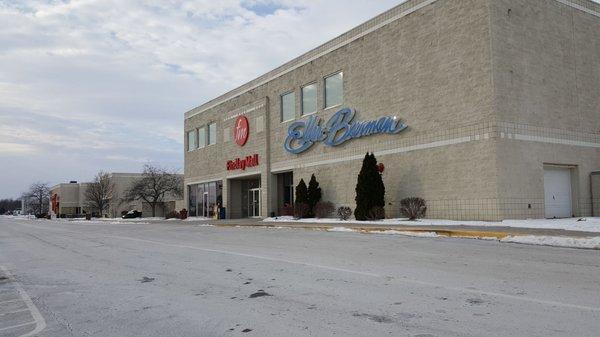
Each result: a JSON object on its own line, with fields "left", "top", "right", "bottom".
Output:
{"left": 233, "top": 116, "right": 249, "bottom": 146}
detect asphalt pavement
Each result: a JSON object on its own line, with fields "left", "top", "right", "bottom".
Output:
{"left": 0, "top": 217, "right": 599, "bottom": 337}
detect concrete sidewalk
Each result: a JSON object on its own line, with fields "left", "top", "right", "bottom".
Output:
{"left": 187, "top": 218, "right": 600, "bottom": 239}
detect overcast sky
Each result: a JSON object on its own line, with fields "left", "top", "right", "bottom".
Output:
{"left": 3, "top": 1, "right": 597, "bottom": 199}
{"left": 0, "top": 0, "right": 404, "bottom": 198}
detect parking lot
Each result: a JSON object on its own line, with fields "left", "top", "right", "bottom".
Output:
{"left": 1, "top": 217, "right": 599, "bottom": 336}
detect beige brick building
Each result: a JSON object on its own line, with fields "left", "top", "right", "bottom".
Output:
{"left": 50, "top": 173, "right": 184, "bottom": 218}
{"left": 184, "top": 0, "right": 600, "bottom": 221}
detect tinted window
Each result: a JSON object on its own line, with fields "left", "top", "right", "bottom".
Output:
{"left": 325, "top": 72, "right": 343, "bottom": 108}
{"left": 301, "top": 83, "right": 317, "bottom": 115}
{"left": 187, "top": 130, "right": 197, "bottom": 151}
{"left": 198, "top": 126, "right": 206, "bottom": 148}
{"left": 208, "top": 123, "right": 217, "bottom": 145}
{"left": 281, "top": 92, "right": 295, "bottom": 122}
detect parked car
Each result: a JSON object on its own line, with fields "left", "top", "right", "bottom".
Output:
{"left": 122, "top": 210, "right": 142, "bottom": 219}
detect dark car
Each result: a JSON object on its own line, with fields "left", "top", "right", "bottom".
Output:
{"left": 122, "top": 210, "right": 142, "bottom": 219}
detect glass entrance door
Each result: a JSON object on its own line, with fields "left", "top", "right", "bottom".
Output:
{"left": 248, "top": 188, "right": 260, "bottom": 217}
{"left": 200, "top": 192, "right": 209, "bottom": 218}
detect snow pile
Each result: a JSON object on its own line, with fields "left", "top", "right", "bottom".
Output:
{"left": 369, "top": 230, "right": 439, "bottom": 238}
{"left": 268, "top": 216, "right": 296, "bottom": 221}
{"left": 1, "top": 215, "right": 35, "bottom": 220}
{"left": 324, "top": 226, "right": 598, "bottom": 249}
{"left": 325, "top": 228, "right": 438, "bottom": 238}
{"left": 95, "top": 217, "right": 165, "bottom": 222}
{"left": 498, "top": 218, "right": 600, "bottom": 232}
{"left": 108, "top": 221, "right": 150, "bottom": 225}
{"left": 326, "top": 227, "right": 358, "bottom": 233}
{"left": 501, "top": 235, "right": 600, "bottom": 249}
{"left": 266, "top": 216, "right": 365, "bottom": 224}
{"left": 63, "top": 219, "right": 149, "bottom": 225}
{"left": 264, "top": 217, "right": 600, "bottom": 232}
{"left": 58, "top": 217, "right": 160, "bottom": 225}
{"left": 183, "top": 216, "right": 213, "bottom": 221}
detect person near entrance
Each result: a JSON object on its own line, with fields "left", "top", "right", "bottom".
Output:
{"left": 214, "top": 202, "right": 220, "bottom": 219}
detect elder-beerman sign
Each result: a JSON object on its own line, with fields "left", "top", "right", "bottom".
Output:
{"left": 284, "top": 108, "right": 408, "bottom": 154}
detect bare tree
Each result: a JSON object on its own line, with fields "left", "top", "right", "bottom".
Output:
{"left": 124, "top": 165, "right": 183, "bottom": 217}
{"left": 24, "top": 182, "right": 50, "bottom": 216}
{"left": 84, "top": 172, "right": 114, "bottom": 217}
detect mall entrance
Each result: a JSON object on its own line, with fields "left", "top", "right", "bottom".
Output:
{"left": 228, "top": 175, "right": 261, "bottom": 219}
{"left": 187, "top": 181, "right": 223, "bottom": 218}
{"left": 248, "top": 188, "right": 261, "bottom": 217}
{"left": 275, "top": 171, "right": 294, "bottom": 216}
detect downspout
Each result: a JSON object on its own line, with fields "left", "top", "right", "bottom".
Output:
{"left": 591, "top": 171, "right": 600, "bottom": 217}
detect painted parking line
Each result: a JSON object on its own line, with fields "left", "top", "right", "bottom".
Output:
{"left": 0, "top": 266, "right": 46, "bottom": 337}
{"left": 0, "top": 300, "right": 27, "bottom": 315}
{"left": 0, "top": 298, "right": 22, "bottom": 305}
{"left": 0, "top": 321, "right": 36, "bottom": 332}
{"left": 0, "top": 309, "right": 30, "bottom": 316}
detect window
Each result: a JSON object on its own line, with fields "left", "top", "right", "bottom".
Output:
{"left": 198, "top": 126, "right": 206, "bottom": 148}
{"left": 282, "top": 172, "right": 294, "bottom": 206}
{"left": 301, "top": 83, "right": 317, "bottom": 115}
{"left": 208, "top": 122, "right": 216, "bottom": 145}
{"left": 193, "top": 180, "right": 223, "bottom": 218}
{"left": 188, "top": 185, "right": 197, "bottom": 216}
{"left": 325, "top": 72, "right": 343, "bottom": 108}
{"left": 187, "top": 129, "right": 197, "bottom": 151}
{"left": 281, "top": 91, "right": 295, "bottom": 122}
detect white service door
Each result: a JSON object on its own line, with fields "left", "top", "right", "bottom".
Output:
{"left": 544, "top": 167, "right": 572, "bottom": 218}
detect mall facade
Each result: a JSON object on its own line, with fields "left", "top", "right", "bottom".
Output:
{"left": 184, "top": 0, "right": 600, "bottom": 220}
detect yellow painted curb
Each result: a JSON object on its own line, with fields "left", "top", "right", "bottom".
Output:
{"left": 359, "top": 228, "right": 511, "bottom": 239}
{"left": 212, "top": 222, "right": 515, "bottom": 240}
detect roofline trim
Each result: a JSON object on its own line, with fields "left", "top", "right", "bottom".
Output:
{"left": 556, "top": 0, "right": 600, "bottom": 18}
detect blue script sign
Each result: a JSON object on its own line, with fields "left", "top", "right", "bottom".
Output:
{"left": 284, "top": 108, "right": 407, "bottom": 154}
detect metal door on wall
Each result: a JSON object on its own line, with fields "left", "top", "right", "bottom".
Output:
{"left": 592, "top": 172, "right": 600, "bottom": 216}
{"left": 248, "top": 188, "right": 260, "bottom": 217}
{"left": 544, "top": 167, "right": 573, "bottom": 218}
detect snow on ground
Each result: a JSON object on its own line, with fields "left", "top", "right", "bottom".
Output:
{"left": 3, "top": 215, "right": 206, "bottom": 225}
{"left": 264, "top": 216, "right": 600, "bottom": 232}
{"left": 325, "top": 226, "right": 598, "bottom": 249}
{"left": 52, "top": 217, "right": 167, "bottom": 225}
{"left": 501, "top": 235, "right": 600, "bottom": 249}
{"left": 1, "top": 215, "right": 36, "bottom": 220}
{"left": 65, "top": 220, "right": 151, "bottom": 225}
{"left": 326, "top": 227, "right": 358, "bottom": 233}
{"left": 326, "top": 227, "right": 439, "bottom": 238}
{"left": 368, "top": 230, "right": 440, "bottom": 238}
{"left": 92, "top": 217, "right": 166, "bottom": 222}
{"left": 183, "top": 216, "right": 213, "bottom": 221}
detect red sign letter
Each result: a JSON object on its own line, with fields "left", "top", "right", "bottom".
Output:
{"left": 234, "top": 116, "right": 249, "bottom": 146}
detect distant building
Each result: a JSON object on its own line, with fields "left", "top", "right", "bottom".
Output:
{"left": 20, "top": 197, "right": 35, "bottom": 215}
{"left": 50, "top": 173, "right": 184, "bottom": 218}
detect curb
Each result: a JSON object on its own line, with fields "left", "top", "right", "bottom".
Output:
{"left": 209, "top": 222, "right": 600, "bottom": 249}
{"left": 358, "top": 228, "right": 511, "bottom": 239}
{"left": 212, "top": 222, "right": 514, "bottom": 240}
